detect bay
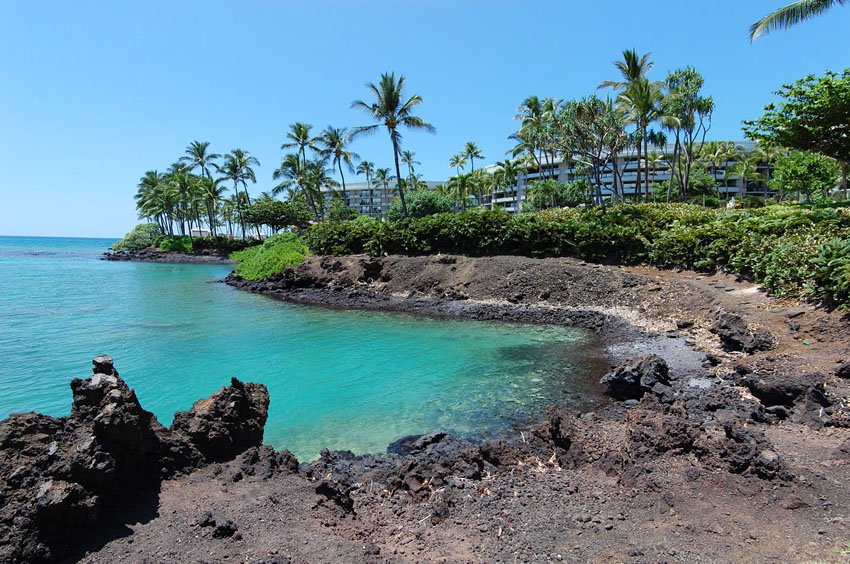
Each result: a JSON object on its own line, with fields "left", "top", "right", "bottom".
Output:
{"left": 0, "top": 236, "right": 602, "bottom": 460}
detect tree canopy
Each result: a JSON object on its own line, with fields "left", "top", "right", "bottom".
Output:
{"left": 743, "top": 69, "right": 850, "bottom": 188}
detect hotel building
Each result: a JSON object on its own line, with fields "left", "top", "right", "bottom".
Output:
{"left": 482, "top": 141, "right": 774, "bottom": 212}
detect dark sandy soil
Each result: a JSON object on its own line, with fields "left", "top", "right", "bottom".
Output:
{"left": 4, "top": 255, "right": 850, "bottom": 563}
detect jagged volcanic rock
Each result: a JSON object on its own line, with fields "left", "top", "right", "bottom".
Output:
{"left": 0, "top": 356, "right": 268, "bottom": 563}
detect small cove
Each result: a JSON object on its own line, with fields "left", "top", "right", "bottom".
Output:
{"left": 0, "top": 236, "right": 605, "bottom": 460}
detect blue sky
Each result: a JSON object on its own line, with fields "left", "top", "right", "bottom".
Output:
{"left": 2, "top": 0, "right": 849, "bottom": 237}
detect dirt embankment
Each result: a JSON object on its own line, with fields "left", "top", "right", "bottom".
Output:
{"left": 4, "top": 255, "right": 850, "bottom": 562}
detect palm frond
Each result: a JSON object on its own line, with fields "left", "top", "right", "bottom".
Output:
{"left": 750, "top": 0, "right": 845, "bottom": 40}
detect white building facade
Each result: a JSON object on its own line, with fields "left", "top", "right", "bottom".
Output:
{"left": 482, "top": 141, "right": 774, "bottom": 212}
{"left": 320, "top": 180, "right": 444, "bottom": 218}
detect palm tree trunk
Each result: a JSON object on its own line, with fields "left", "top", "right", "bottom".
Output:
{"left": 338, "top": 161, "right": 348, "bottom": 206}
{"left": 643, "top": 131, "right": 650, "bottom": 203}
{"left": 634, "top": 141, "right": 642, "bottom": 203}
{"left": 391, "top": 135, "right": 407, "bottom": 216}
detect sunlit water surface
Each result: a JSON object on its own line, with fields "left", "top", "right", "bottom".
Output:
{"left": 0, "top": 236, "right": 603, "bottom": 460}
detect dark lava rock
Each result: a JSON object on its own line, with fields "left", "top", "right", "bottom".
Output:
{"left": 836, "top": 362, "right": 850, "bottom": 380}
{"left": 170, "top": 377, "right": 269, "bottom": 462}
{"left": 692, "top": 420, "right": 787, "bottom": 480}
{"left": 387, "top": 432, "right": 448, "bottom": 455}
{"left": 197, "top": 511, "right": 239, "bottom": 538}
{"left": 479, "top": 440, "right": 518, "bottom": 467}
{"left": 236, "top": 446, "right": 299, "bottom": 480}
{"left": 315, "top": 480, "right": 355, "bottom": 514}
{"left": 535, "top": 406, "right": 577, "bottom": 451}
{"left": 0, "top": 357, "right": 269, "bottom": 563}
{"left": 711, "top": 310, "right": 775, "bottom": 353}
{"left": 742, "top": 373, "right": 822, "bottom": 407}
{"left": 600, "top": 355, "right": 670, "bottom": 400}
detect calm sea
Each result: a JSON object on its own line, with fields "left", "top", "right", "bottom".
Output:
{"left": 0, "top": 236, "right": 601, "bottom": 460}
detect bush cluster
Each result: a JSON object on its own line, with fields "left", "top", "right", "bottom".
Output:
{"left": 386, "top": 189, "right": 455, "bottom": 221}
{"left": 113, "top": 225, "right": 261, "bottom": 255}
{"left": 230, "top": 233, "right": 310, "bottom": 280}
{"left": 112, "top": 223, "right": 161, "bottom": 251}
{"left": 304, "top": 203, "right": 850, "bottom": 308}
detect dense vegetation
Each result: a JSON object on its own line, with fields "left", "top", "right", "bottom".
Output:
{"left": 112, "top": 224, "right": 257, "bottom": 254}
{"left": 230, "top": 233, "right": 310, "bottom": 280}
{"left": 304, "top": 203, "right": 850, "bottom": 308}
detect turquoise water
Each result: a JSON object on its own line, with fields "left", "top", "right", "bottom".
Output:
{"left": 0, "top": 236, "right": 603, "bottom": 460}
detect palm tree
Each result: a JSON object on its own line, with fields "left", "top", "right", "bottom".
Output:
{"left": 351, "top": 72, "right": 436, "bottom": 217}
{"left": 318, "top": 126, "right": 359, "bottom": 207}
{"left": 599, "top": 49, "right": 654, "bottom": 91}
{"left": 374, "top": 167, "right": 396, "bottom": 213}
{"left": 728, "top": 154, "right": 767, "bottom": 194}
{"left": 463, "top": 142, "right": 485, "bottom": 173}
{"left": 618, "top": 78, "right": 666, "bottom": 201}
{"left": 448, "top": 173, "right": 473, "bottom": 211}
{"left": 601, "top": 49, "right": 660, "bottom": 201}
{"left": 401, "top": 150, "right": 420, "bottom": 185}
{"left": 281, "top": 123, "right": 318, "bottom": 168}
{"left": 699, "top": 141, "right": 735, "bottom": 198}
{"left": 493, "top": 159, "right": 522, "bottom": 207}
{"left": 221, "top": 149, "right": 261, "bottom": 238}
{"left": 511, "top": 96, "right": 561, "bottom": 180}
{"left": 750, "top": 0, "right": 845, "bottom": 40}
{"left": 273, "top": 154, "right": 317, "bottom": 219}
{"left": 135, "top": 170, "right": 174, "bottom": 235}
{"left": 196, "top": 176, "right": 228, "bottom": 237}
{"left": 356, "top": 160, "right": 376, "bottom": 214}
{"left": 752, "top": 143, "right": 787, "bottom": 184}
{"left": 449, "top": 153, "right": 467, "bottom": 176}
{"left": 180, "top": 141, "right": 220, "bottom": 181}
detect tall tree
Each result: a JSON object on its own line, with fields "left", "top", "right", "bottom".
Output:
{"left": 449, "top": 153, "right": 467, "bottom": 176}
{"left": 373, "top": 167, "right": 396, "bottom": 213}
{"left": 743, "top": 69, "right": 850, "bottom": 194}
{"left": 600, "top": 49, "right": 659, "bottom": 201}
{"left": 617, "top": 78, "right": 665, "bottom": 201}
{"left": 351, "top": 72, "right": 435, "bottom": 217}
{"left": 401, "top": 150, "right": 420, "bottom": 185}
{"left": 180, "top": 141, "right": 220, "bottom": 181}
{"left": 510, "top": 96, "right": 561, "bottom": 180}
{"left": 463, "top": 142, "right": 485, "bottom": 173}
{"left": 728, "top": 154, "right": 766, "bottom": 194}
{"left": 221, "top": 149, "right": 261, "bottom": 238}
{"left": 663, "top": 67, "right": 714, "bottom": 198}
{"left": 356, "top": 160, "right": 376, "bottom": 214}
{"left": 196, "top": 175, "right": 227, "bottom": 237}
{"left": 281, "top": 123, "right": 318, "bottom": 168}
{"left": 318, "top": 126, "right": 359, "bottom": 207}
{"left": 750, "top": 0, "right": 846, "bottom": 40}
{"left": 492, "top": 159, "right": 522, "bottom": 206}
{"left": 273, "top": 153, "right": 321, "bottom": 220}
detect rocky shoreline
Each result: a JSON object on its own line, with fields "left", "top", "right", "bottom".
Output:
{"left": 3, "top": 254, "right": 850, "bottom": 561}
{"left": 102, "top": 247, "right": 234, "bottom": 264}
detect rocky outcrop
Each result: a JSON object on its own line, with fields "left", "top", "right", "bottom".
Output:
{"left": 102, "top": 247, "right": 234, "bottom": 264}
{"left": 600, "top": 355, "right": 670, "bottom": 400}
{"left": 170, "top": 378, "right": 269, "bottom": 461}
{"left": 711, "top": 310, "right": 775, "bottom": 353}
{"left": 0, "top": 356, "right": 268, "bottom": 563}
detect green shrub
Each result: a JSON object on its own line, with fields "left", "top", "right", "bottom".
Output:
{"left": 301, "top": 203, "right": 850, "bottom": 309}
{"left": 190, "top": 236, "right": 258, "bottom": 254}
{"left": 231, "top": 233, "right": 310, "bottom": 280}
{"left": 386, "top": 189, "right": 454, "bottom": 221}
{"left": 326, "top": 199, "right": 361, "bottom": 222}
{"left": 159, "top": 236, "right": 193, "bottom": 253}
{"left": 112, "top": 223, "right": 161, "bottom": 251}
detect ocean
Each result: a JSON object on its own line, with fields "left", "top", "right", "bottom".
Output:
{"left": 0, "top": 236, "right": 601, "bottom": 460}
